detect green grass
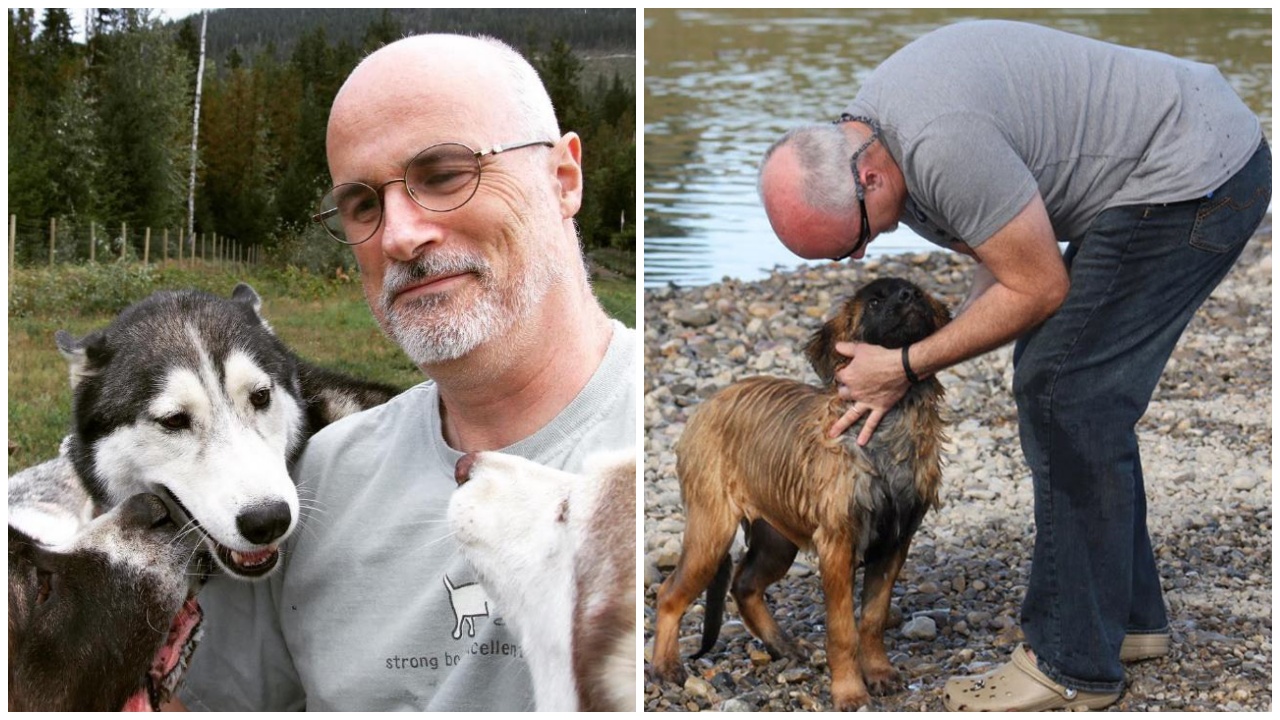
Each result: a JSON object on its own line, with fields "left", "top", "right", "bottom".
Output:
{"left": 7, "top": 254, "right": 635, "bottom": 473}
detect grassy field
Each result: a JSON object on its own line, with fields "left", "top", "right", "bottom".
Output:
{"left": 7, "top": 255, "right": 635, "bottom": 474}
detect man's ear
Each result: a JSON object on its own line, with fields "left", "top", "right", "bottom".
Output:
{"left": 554, "top": 132, "right": 584, "bottom": 219}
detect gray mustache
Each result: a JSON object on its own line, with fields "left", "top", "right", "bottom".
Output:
{"left": 381, "top": 254, "right": 491, "bottom": 308}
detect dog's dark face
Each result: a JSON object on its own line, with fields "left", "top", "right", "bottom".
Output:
{"left": 8, "top": 494, "right": 209, "bottom": 711}
{"left": 804, "top": 278, "right": 951, "bottom": 386}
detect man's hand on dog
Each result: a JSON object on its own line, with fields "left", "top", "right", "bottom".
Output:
{"left": 829, "top": 342, "right": 911, "bottom": 445}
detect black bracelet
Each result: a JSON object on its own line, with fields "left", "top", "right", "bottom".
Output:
{"left": 902, "top": 344, "right": 921, "bottom": 384}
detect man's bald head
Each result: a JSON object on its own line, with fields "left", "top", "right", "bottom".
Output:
{"left": 328, "top": 34, "right": 560, "bottom": 166}
{"left": 759, "top": 124, "right": 861, "bottom": 260}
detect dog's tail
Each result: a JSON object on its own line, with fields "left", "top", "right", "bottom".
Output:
{"left": 690, "top": 552, "right": 733, "bottom": 659}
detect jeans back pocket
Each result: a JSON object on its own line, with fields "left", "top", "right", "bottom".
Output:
{"left": 1188, "top": 139, "right": 1272, "bottom": 253}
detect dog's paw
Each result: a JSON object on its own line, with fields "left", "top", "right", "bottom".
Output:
{"left": 761, "top": 633, "right": 802, "bottom": 661}
{"left": 650, "top": 662, "right": 688, "bottom": 688}
{"left": 831, "top": 686, "right": 872, "bottom": 711}
{"left": 863, "top": 665, "right": 904, "bottom": 696}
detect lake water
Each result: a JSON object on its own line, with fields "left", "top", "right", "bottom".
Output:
{"left": 643, "top": 8, "right": 1272, "bottom": 287}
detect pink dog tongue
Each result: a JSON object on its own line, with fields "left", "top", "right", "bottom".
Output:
{"left": 120, "top": 596, "right": 203, "bottom": 712}
{"left": 122, "top": 690, "right": 154, "bottom": 712}
{"left": 153, "top": 597, "right": 202, "bottom": 677}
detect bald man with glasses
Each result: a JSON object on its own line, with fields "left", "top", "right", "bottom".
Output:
{"left": 176, "top": 34, "right": 636, "bottom": 711}
{"left": 758, "top": 20, "right": 1267, "bottom": 712}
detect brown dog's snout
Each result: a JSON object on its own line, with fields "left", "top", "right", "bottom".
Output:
{"left": 121, "top": 493, "right": 174, "bottom": 530}
{"left": 455, "top": 452, "right": 478, "bottom": 486}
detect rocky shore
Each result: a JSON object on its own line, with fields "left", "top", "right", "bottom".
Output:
{"left": 642, "top": 228, "right": 1272, "bottom": 712}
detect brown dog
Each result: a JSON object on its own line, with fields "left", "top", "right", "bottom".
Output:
{"left": 651, "top": 277, "right": 950, "bottom": 711}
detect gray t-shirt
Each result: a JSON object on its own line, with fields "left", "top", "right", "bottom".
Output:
{"left": 845, "top": 20, "right": 1261, "bottom": 248}
{"left": 180, "top": 322, "right": 637, "bottom": 711}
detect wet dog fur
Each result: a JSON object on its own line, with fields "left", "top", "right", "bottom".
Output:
{"left": 651, "top": 277, "right": 950, "bottom": 710}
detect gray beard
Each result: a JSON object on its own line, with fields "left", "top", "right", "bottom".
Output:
{"left": 378, "top": 249, "right": 555, "bottom": 365}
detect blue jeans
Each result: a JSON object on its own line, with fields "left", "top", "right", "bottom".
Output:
{"left": 1010, "top": 137, "right": 1271, "bottom": 693}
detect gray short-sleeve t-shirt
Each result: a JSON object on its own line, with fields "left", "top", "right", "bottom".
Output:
{"left": 845, "top": 20, "right": 1261, "bottom": 248}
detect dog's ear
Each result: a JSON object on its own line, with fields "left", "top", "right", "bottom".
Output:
{"left": 232, "top": 282, "right": 276, "bottom": 334}
{"left": 231, "top": 283, "right": 263, "bottom": 314}
{"left": 55, "top": 330, "right": 108, "bottom": 391}
{"left": 927, "top": 293, "right": 953, "bottom": 331}
{"left": 805, "top": 296, "right": 863, "bottom": 386}
{"left": 804, "top": 321, "right": 842, "bottom": 386}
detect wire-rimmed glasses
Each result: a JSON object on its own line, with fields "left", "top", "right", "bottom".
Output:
{"left": 832, "top": 114, "right": 880, "bottom": 261}
{"left": 312, "top": 139, "right": 554, "bottom": 245}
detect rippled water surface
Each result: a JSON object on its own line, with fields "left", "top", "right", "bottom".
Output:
{"left": 643, "top": 8, "right": 1272, "bottom": 287}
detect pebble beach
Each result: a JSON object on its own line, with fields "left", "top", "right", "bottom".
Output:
{"left": 642, "top": 226, "right": 1273, "bottom": 712}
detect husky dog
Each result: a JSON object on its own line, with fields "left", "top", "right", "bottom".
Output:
{"left": 9, "top": 491, "right": 212, "bottom": 711}
{"left": 51, "top": 283, "right": 399, "bottom": 579}
{"left": 449, "top": 450, "right": 637, "bottom": 712}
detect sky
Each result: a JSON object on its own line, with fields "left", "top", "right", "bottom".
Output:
{"left": 29, "top": 8, "right": 204, "bottom": 42}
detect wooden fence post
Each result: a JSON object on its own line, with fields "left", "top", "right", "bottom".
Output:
{"left": 163, "top": 228, "right": 169, "bottom": 262}
{"left": 144, "top": 227, "right": 151, "bottom": 264}
{"left": 89, "top": 221, "right": 96, "bottom": 263}
{"left": 178, "top": 228, "right": 184, "bottom": 264}
{"left": 9, "top": 214, "right": 15, "bottom": 268}
{"left": 49, "top": 217, "right": 57, "bottom": 265}
{"left": 120, "top": 222, "right": 127, "bottom": 260}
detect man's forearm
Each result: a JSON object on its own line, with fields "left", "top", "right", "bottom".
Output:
{"left": 909, "top": 276, "right": 1062, "bottom": 378}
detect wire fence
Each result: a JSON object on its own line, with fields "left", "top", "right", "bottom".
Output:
{"left": 7, "top": 215, "right": 261, "bottom": 268}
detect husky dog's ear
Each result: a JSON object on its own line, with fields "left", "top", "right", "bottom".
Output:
{"left": 232, "top": 282, "right": 274, "bottom": 334}
{"left": 55, "top": 330, "right": 105, "bottom": 391}
{"left": 231, "top": 283, "right": 263, "bottom": 315}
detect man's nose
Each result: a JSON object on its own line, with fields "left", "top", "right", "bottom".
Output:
{"left": 379, "top": 183, "right": 445, "bottom": 262}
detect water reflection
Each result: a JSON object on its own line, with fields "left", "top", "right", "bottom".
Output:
{"left": 643, "top": 8, "right": 1272, "bottom": 287}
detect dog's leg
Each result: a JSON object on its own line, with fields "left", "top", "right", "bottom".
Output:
{"left": 730, "top": 519, "right": 800, "bottom": 659}
{"left": 858, "top": 540, "right": 914, "bottom": 696}
{"left": 652, "top": 507, "right": 738, "bottom": 686}
{"left": 814, "top": 527, "right": 870, "bottom": 711}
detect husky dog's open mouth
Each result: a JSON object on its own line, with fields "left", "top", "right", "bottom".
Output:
{"left": 160, "top": 487, "right": 282, "bottom": 579}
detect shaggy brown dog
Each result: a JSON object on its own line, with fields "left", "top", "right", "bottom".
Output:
{"left": 651, "top": 277, "right": 950, "bottom": 711}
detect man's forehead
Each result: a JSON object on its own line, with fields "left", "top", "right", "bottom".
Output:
{"left": 328, "top": 75, "right": 504, "bottom": 174}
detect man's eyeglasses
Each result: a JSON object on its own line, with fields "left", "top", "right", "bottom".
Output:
{"left": 312, "top": 139, "right": 554, "bottom": 245}
{"left": 832, "top": 114, "right": 880, "bottom": 262}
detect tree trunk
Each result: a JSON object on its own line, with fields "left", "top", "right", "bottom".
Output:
{"left": 186, "top": 11, "right": 208, "bottom": 239}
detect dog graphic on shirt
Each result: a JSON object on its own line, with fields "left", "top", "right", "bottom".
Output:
{"left": 443, "top": 575, "right": 493, "bottom": 640}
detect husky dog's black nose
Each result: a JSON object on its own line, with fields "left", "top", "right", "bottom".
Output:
{"left": 896, "top": 284, "right": 922, "bottom": 304}
{"left": 236, "top": 501, "right": 292, "bottom": 544}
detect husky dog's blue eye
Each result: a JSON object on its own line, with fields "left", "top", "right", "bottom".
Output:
{"left": 250, "top": 387, "right": 272, "bottom": 410}
{"left": 158, "top": 413, "right": 191, "bottom": 431}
